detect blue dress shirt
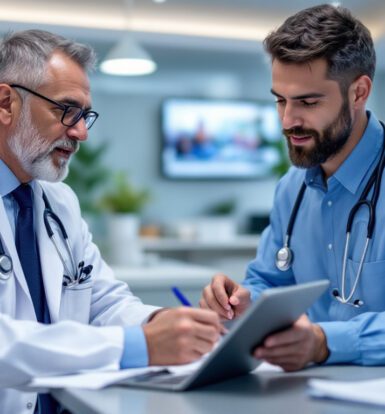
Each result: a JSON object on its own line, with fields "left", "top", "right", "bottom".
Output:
{"left": 243, "top": 111, "right": 385, "bottom": 365}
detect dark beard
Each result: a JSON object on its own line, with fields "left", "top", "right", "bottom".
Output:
{"left": 283, "top": 98, "right": 352, "bottom": 168}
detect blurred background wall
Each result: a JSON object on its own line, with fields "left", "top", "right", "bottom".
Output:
{"left": 2, "top": 0, "right": 385, "bottom": 235}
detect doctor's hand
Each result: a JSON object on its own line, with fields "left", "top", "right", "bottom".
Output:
{"left": 199, "top": 273, "right": 251, "bottom": 320}
{"left": 143, "top": 307, "right": 221, "bottom": 365}
{"left": 253, "top": 314, "right": 329, "bottom": 371}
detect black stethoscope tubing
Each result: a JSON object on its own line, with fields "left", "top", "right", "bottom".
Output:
{"left": 0, "top": 191, "right": 75, "bottom": 281}
{"left": 42, "top": 192, "right": 69, "bottom": 240}
{"left": 284, "top": 182, "right": 306, "bottom": 242}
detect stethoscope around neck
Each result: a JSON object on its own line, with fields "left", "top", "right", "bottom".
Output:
{"left": 275, "top": 121, "right": 385, "bottom": 308}
{"left": 0, "top": 190, "right": 79, "bottom": 283}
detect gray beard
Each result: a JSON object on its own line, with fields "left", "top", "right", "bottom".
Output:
{"left": 8, "top": 104, "right": 78, "bottom": 182}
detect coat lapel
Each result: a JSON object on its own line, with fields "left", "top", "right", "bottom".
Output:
{"left": 34, "top": 184, "right": 63, "bottom": 322}
{"left": 0, "top": 197, "right": 31, "bottom": 300}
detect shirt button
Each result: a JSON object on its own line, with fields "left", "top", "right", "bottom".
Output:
{"left": 26, "top": 402, "right": 33, "bottom": 409}
{"left": 328, "top": 243, "right": 333, "bottom": 250}
{"left": 327, "top": 201, "right": 333, "bottom": 207}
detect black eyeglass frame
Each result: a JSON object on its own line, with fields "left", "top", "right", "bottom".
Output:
{"left": 10, "top": 84, "right": 99, "bottom": 130}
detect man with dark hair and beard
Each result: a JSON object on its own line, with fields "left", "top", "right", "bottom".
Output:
{"left": 200, "top": 4, "right": 385, "bottom": 371}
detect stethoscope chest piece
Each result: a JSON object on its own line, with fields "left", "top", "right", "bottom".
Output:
{"left": 0, "top": 254, "right": 12, "bottom": 280}
{"left": 275, "top": 246, "right": 293, "bottom": 272}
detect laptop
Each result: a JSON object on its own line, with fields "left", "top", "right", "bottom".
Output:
{"left": 119, "top": 279, "right": 329, "bottom": 391}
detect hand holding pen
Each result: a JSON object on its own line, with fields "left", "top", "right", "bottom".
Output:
{"left": 143, "top": 302, "right": 221, "bottom": 365}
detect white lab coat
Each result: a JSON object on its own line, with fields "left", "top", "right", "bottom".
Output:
{"left": 0, "top": 181, "right": 158, "bottom": 414}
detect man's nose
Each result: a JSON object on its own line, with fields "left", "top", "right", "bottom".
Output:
{"left": 66, "top": 118, "right": 88, "bottom": 142}
{"left": 281, "top": 104, "right": 303, "bottom": 131}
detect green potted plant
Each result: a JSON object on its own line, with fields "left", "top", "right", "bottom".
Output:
{"left": 64, "top": 141, "right": 110, "bottom": 214}
{"left": 100, "top": 172, "right": 149, "bottom": 214}
{"left": 64, "top": 142, "right": 111, "bottom": 245}
{"left": 100, "top": 173, "right": 150, "bottom": 266}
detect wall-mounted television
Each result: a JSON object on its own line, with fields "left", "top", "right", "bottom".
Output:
{"left": 161, "top": 98, "right": 283, "bottom": 180}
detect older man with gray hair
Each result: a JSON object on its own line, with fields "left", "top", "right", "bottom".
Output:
{"left": 0, "top": 30, "right": 220, "bottom": 413}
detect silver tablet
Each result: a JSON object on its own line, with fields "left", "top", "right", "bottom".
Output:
{"left": 120, "top": 279, "right": 329, "bottom": 391}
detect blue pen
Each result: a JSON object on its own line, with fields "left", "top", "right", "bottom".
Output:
{"left": 171, "top": 286, "right": 192, "bottom": 306}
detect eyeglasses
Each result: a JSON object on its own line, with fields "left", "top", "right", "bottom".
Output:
{"left": 10, "top": 84, "right": 99, "bottom": 130}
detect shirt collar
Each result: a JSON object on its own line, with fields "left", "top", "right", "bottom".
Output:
{"left": 334, "top": 111, "right": 382, "bottom": 194}
{"left": 305, "top": 111, "right": 383, "bottom": 194}
{"left": 0, "top": 160, "right": 21, "bottom": 197}
{"left": 0, "top": 159, "right": 36, "bottom": 197}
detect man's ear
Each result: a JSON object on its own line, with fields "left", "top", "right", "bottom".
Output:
{"left": 350, "top": 75, "right": 372, "bottom": 110}
{"left": 0, "top": 84, "right": 16, "bottom": 126}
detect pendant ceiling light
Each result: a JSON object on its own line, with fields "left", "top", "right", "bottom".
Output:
{"left": 100, "top": 0, "right": 156, "bottom": 76}
{"left": 100, "top": 35, "right": 157, "bottom": 76}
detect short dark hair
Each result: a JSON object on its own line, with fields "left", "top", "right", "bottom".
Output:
{"left": 263, "top": 4, "right": 375, "bottom": 92}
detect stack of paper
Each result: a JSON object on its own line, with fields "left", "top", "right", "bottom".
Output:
{"left": 308, "top": 377, "right": 385, "bottom": 407}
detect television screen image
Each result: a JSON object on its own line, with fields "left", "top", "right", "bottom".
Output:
{"left": 161, "top": 98, "right": 284, "bottom": 179}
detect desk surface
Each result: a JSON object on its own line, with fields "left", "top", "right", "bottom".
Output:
{"left": 52, "top": 365, "right": 385, "bottom": 414}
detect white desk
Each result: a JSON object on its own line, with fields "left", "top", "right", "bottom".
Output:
{"left": 113, "top": 260, "right": 218, "bottom": 307}
{"left": 52, "top": 365, "right": 385, "bottom": 414}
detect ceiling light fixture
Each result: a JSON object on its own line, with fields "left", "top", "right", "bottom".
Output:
{"left": 100, "top": 0, "right": 157, "bottom": 76}
{"left": 100, "top": 35, "right": 157, "bottom": 76}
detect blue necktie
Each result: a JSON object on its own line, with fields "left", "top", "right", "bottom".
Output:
{"left": 12, "top": 184, "right": 45, "bottom": 322}
{"left": 13, "top": 185, "right": 58, "bottom": 414}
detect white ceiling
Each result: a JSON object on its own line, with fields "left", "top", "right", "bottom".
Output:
{"left": 1, "top": 0, "right": 385, "bottom": 77}
{"left": 2, "top": 1, "right": 385, "bottom": 44}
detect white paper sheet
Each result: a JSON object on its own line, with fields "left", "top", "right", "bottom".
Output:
{"left": 28, "top": 357, "right": 208, "bottom": 391}
{"left": 308, "top": 377, "right": 385, "bottom": 406}
{"left": 29, "top": 367, "right": 166, "bottom": 390}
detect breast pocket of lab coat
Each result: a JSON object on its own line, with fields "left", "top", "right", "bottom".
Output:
{"left": 59, "top": 280, "right": 93, "bottom": 324}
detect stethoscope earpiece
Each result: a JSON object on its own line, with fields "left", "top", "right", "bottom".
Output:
{"left": 332, "top": 288, "right": 364, "bottom": 308}
{"left": 353, "top": 299, "right": 364, "bottom": 307}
